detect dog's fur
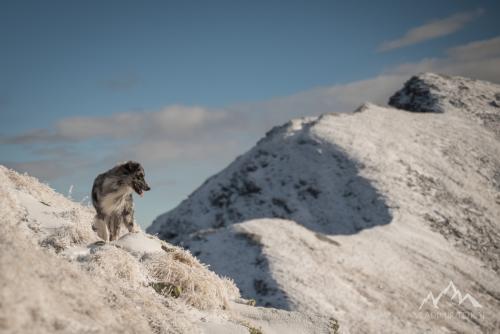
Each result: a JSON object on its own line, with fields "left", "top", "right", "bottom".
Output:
{"left": 91, "top": 161, "right": 150, "bottom": 241}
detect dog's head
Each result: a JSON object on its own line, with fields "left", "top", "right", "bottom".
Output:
{"left": 121, "top": 161, "right": 151, "bottom": 197}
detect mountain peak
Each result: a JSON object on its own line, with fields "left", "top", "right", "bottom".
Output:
{"left": 389, "top": 72, "right": 500, "bottom": 136}
{"left": 148, "top": 107, "right": 393, "bottom": 242}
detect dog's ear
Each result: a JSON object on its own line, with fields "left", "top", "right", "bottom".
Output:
{"left": 124, "top": 161, "right": 140, "bottom": 174}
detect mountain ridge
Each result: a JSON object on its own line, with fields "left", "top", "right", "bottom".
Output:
{"left": 148, "top": 72, "right": 500, "bottom": 333}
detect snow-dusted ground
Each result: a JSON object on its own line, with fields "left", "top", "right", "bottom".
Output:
{"left": 0, "top": 166, "right": 337, "bottom": 333}
{"left": 149, "top": 73, "right": 500, "bottom": 333}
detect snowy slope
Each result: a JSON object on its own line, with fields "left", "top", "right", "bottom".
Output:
{"left": 148, "top": 115, "right": 392, "bottom": 240}
{"left": 0, "top": 166, "right": 338, "bottom": 334}
{"left": 148, "top": 73, "right": 500, "bottom": 333}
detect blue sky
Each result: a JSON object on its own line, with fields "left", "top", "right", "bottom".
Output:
{"left": 1, "top": 0, "right": 500, "bottom": 227}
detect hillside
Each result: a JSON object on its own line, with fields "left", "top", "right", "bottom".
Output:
{"left": 148, "top": 73, "right": 500, "bottom": 333}
{"left": 0, "top": 166, "right": 338, "bottom": 334}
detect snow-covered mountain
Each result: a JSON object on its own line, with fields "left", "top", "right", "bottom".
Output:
{"left": 148, "top": 73, "right": 500, "bottom": 333}
{"left": 0, "top": 166, "right": 337, "bottom": 334}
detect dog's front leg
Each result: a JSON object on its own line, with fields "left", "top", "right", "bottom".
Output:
{"left": 109, "top": 214, "right": 121, "bottom": 241}
{"left": 126, "top": 222, "right": 140, "bottom": 233}
{"left": 123, "top": 204, "right": 139, "bottom": 233}
{"left": 94, "top": 216, "right": 110, "bottom": 242}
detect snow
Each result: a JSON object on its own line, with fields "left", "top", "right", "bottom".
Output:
{"left": 389, "top": 72, "right": 500, "bottom": 137}
{"left": 149, "top": 73, "right": 500, "bottom": 333}
{"left": 0, "top": 165, "right": 335, "bottom": 333}
{"left": 115, "top": 231, "right": 164, "bottom": 255}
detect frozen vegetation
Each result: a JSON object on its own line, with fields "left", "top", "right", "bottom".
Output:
{"left": 0, "top": 166, "right": 337, "bottom": 333}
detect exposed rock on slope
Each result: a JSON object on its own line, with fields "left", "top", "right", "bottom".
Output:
{"left": 149, "top": 73, "right": 500, "bottom": 333}
{"left": 0, "top": 166, "right": 337, "bottom": 334}
{"left": 389, "top": 72, "right": 500, "bottom": 137}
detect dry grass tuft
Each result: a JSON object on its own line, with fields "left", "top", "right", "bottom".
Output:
{"left": 145, "top": 249, "right": 239, "bottom": 310}
{"left": 84, "top": 246, "right": 148, "bottom": 288}
{"left": 41, "top": 216, "right": 96, "bottom": 251}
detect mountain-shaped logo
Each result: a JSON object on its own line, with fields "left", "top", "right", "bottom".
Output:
{"left": 419, "top": 281, "right": 482, "bottom": 310}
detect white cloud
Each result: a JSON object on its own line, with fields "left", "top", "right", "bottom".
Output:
{"left": 388, "top": 35, "right": 500, "bottom": 82}
{"left": 123, "top": 138, "right": 241, "bottom": 164}
{"left": 233, "top": 74, "right": 406, "bottom": 131}
{"left": 446, "top": 36, "right": 500, "bottom": 60}
{"left": 0, "top": 105, "right": 236, "bottom": 144}
{"left": 1, "top": 105, "right": 245, "bottom": 168}
{"left": 378, "top": 9, "right": 483, "bottom": 52}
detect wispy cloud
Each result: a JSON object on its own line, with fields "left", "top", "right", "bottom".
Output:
{"left": 377, "top": 8, "right": 483, "bottom": 52}
{"left": 446, "top": 36, "right": 500, "bottom": 61}
{"left": 1, "top": 105, "right": 245, "bottom": 168}
{"left": 1, "top": 129, "right": 61, "bottom": 145}
{"left": 2, "top": 106, "right": 232, "bottom": 143}
{"left": 102, "top": 74, "right": 140, "bottom": 92}
{"left": 389, "top": 35, "right": 500, "bottom": 82}
{"left": 2, "top": 159, "right": 78, "bottom": 180}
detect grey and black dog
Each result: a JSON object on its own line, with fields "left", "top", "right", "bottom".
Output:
{"left": 91, "top": 161, "right": 151, "bottom": 241}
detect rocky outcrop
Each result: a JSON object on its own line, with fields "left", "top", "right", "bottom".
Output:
{"left": 389, "top": 72, "right": 500, "bottom": 136}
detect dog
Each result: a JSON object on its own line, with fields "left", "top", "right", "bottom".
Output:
{"left": 91, "top": 161, "right": 151, "bottom": 242}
